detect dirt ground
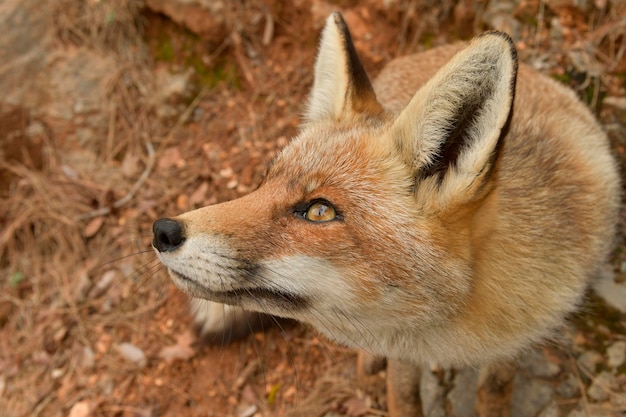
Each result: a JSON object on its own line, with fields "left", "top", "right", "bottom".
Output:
{"left": 1, "top": 1, "right": 626, "bottom": 416}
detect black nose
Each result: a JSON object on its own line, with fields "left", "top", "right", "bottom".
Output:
{"left": 152, "top": 218, "right": 185, "bottom": 252}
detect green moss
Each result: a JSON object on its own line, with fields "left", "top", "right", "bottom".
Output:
{"left": 9, "top": 271, "right": 24, "bottom": 288}
{"left": 154, "top": 33, "right": 175, "bottom": 62}
{"left": 421, "top": 33, "right": 435, "bottom": 49}
{"left": 185, "top": 56, "right": 241, "bottom": 90}
{"left": 551, "top": 72, "right": 571, "bottom": 84}
{"left": 149, "top": 22, "right": 241, "bottom": 91}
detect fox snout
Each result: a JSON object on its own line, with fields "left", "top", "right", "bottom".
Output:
{"left": 152, "top": 218, "right": 185, "bottom": 253}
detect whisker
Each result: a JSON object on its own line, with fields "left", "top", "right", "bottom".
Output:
{"left": 96, "top": 249, "right": 155, "bottom": 270}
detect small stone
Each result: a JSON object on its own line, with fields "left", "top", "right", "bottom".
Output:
{"left": 587, "top": 371, "right": 613, "bottom": 402}
{"left": 219, "top": 167, "right": 234, "bottom": 178}
{"left": 593, "top": 269, "right": 626, "bottom": 313}
{"left": 115, "top": 342, "right": 147, "bottom": 368}
{"left": 448, "top": 367, "right": 478, "bottom": 417}
{"left": 611, "top": 387, "right": 626, "bottom": 408}
{"left": 538, "top": 400, "right": 559, "bottom": 417}
{"left": 25, "top": 121, "right": 45, "bottom": 138}
{"left": 511, "top": 374, "right": 553, "bottom": 417}
{"left": 522, "top": 349, "right": 561, "bottom": 378}
{"left": 556, "top": 373, "right": 581, "bottom": 399}
{"left": 606, "top": 341, "right": 626, "bottom": 368}
{"left": 80, "top": 346, "right": 95, "bottom": 370}
{"left": 567, "top": 408, "right": 585, "bottom": 417}
{"left": 604, "top": 96, "right": 626, "bottom": 112}
{"left": 68, "top": 400, "right": 93, "bottom": 417}
{"left": 577, "top": 351, "right": 603, "bottom": 374}
{"left": 420, "top": 369, "right": 446, "bottom": 417}
{"left": 236, "top": 403, "right": 257, "bottom": 417}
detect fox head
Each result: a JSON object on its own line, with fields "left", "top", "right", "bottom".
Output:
{"left": 153, "top": 13, "right": 518, "bottom": 363}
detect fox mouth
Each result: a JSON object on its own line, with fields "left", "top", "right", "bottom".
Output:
{"left": 168, "top": 269, "right": 307, "bottom": 310}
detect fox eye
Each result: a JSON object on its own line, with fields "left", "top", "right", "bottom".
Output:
{"left": 305, "top": 201, "right": 337, "bottom": 222}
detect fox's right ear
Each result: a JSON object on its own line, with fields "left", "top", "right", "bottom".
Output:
{"left": 389, "top": 32, "right": 518, "bottom": 211}
{"left": 304, "top": 12, "right": 383, "bottom": 123}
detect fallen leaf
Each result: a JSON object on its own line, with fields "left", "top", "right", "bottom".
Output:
{"left": 190, "top": 181, "right": 209, "bottom": 206}
{"left": 68, "top": 400, "right": 94, "bottom": 417}
{"left": 158, "top": 330, "right": 197, "bottom": 362}
{"left": 115, "top": 342, "right": 147, "bottom": 368}
{"left": 158, "top": 147, "right": 184, "bottom": 170}
{"left": 176, "top": 193, "right": 189, "bottom": 211}
{"left": 343, "top": 396, "right": 369, "bottom": 417}
{"left": 84, "top": 217, "right": 105, "bottom": 238}
{"left": 121, "top": 152, "right": 139, "bottom": 178}
{"left": 158, "top": 344, "right": 195, "bottom": 362}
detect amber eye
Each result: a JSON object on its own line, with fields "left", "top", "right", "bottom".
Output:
{"left": 305, "top": 201, "right": 337, "bottom": 222}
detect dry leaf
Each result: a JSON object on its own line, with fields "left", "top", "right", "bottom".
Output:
{"left": 158, "top": 147, "right": 184, "bottom": 170}
{"left": 158, "top": 344, "right": 195, "bottom": 362}
{"left": 115, "top": 343, "right": 147, "bottom": 368}
{"left": 83, "top": 216, "right": 105, "bottom": 238}
{"left": 121, "top": 152, "right": 139, "bottom": 178}
{"left": 176, "top": 193, "right": 189, "bottom": 211}
{"left": 343, "top": 396, "right": 369, "bottom": 417}
{"left": 190, "top": 181, "right": 209, "bottom": 206}
{"left": 68, "top": 400, "right": 94, "bottom": 417}
{"left": 159, "top": 329, "right": 197, "bottom": 362}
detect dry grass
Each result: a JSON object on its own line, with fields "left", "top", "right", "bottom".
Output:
{"left": 1, "top": 1, "right": 625, "bottom": 416}
{"left": 1, "top": 0, "right": 153, "bottom": 284}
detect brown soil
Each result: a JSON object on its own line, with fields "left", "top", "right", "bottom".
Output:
{"left": 1, "top": 1, "right": 625, "bottom": 417}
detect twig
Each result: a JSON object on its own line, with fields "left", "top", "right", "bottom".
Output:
{"left": 156, "top": 86, "right": 210, "bottom": 151}
{"left": 262, "top": 8, "right": 274, "bottom": 47}
{"left": 231, "top": 30, "right": 256, "bottom": 87}
{"left": 568, "top": 354, "right": 592, "bottom": 417}
{"left": 75, "top": 140, "right": 155, "bottom": 221}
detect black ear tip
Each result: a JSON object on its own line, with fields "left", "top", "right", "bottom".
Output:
{"left": 477, "top": 31, "right": 518, "bottom": 66}
{"left": 329, "top": 11, "right": 349, "bottom": 33}
{"left": 330, "top": 11, "right": 345, "bottom": 24}
{"left": 479, "top": 30, "right": 514, "bottom": 43}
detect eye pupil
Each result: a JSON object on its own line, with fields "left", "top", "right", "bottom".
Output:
{"left": 305, "top": 201, "right": 337, "bottom": 222}
{"left": 313, "top": 204, "right": 327, "bottom": 217}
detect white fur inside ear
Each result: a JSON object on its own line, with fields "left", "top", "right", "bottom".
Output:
{"left": 453, "top": 36, "right": 516, "bottom": 176}
{"left": 390, "top": 33, "right": 516, "bottom": 206}
{"left": 305, "top": 13, "right": 349, "bottom": 122}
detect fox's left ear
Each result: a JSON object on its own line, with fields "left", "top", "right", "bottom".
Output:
{"left": 305, "top": 12, "right": 383, "bottom": 123}
{"left": 390, "top": 32, "right": 518, "bottom": 210}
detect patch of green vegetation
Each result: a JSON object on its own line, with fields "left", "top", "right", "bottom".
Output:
{"left": 149, "top": 22, "right": 241, "bottom": 91}
{"left": 106, "top": 10, "right": 116, "bottom": 25}
{"left": 154, "top": 33, "right": 175, "bottom": 62}
{"left": 551, "top": 72, "right": 571, "bottom": 84}
{"left": 186, "top": 56, "right": 241, "bottom": 90}
{"left": 552, "top": 72, "right": 605, "bottom": 112}
{"left": 420, "top": 33, "right": 435, "bottom": 49}
{"left": 9, "top": 271, "right": 24, "bottom": 288}
{"left": 266, "top": 383, "right": 280, "bottom": 405}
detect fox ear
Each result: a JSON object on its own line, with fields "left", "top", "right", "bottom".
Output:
{"left": 305, "top": 12, "right": 383, "bottom": 123}
{"left": 390, "top": 32, "right": 518, "bottom": 209}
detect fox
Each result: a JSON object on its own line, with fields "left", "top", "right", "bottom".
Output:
{"left": 152, "top": 12, "right": 620, "bottom": 417}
